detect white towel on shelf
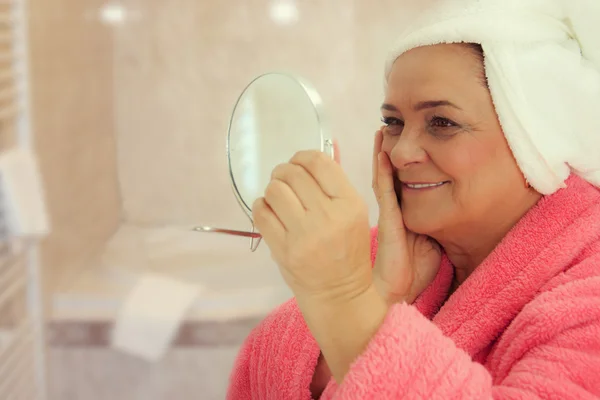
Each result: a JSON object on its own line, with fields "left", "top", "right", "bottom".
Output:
{"left": 111, "top": 273, "right": 201, "bottom": 362}
{"left": 385, "top": 0, "right": 600, "bottom": 195}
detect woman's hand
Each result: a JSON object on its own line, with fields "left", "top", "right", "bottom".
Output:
{"left": 253, "top": 148, "right": 388, "bottom": 384}
{"left": 252, "top": 150, "right": 373, "bottom": 303}
{"left": 372, "top": 128, "right": 442, "bottom": 305}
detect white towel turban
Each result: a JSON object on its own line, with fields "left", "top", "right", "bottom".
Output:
{"left": 385, "top": 0, "right": 600, "bottom": 194}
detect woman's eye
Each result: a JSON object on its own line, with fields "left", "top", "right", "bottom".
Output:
{"left": 381, "top": 116, "right": 404, "bottom": 136}
{"left": 381, "top": 116, "right": 404, "bottom": 126}
{"left": 430, "top": 116, "right": 456, "bottom": 128}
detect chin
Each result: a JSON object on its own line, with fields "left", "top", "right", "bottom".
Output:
{"left": 402, "top": 210, "right": 442, "bottom": 236}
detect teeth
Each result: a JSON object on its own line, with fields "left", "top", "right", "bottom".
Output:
{"left": 406, "top": 182, "right": 446, "bottom": 189}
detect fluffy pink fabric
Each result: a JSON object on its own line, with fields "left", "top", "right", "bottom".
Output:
{"left": 227, "top": 175, "right": 600, "bottom": 399}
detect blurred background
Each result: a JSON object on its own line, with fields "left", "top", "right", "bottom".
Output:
{"left": 0, "top": 0, "right": 428, "bottom": 398}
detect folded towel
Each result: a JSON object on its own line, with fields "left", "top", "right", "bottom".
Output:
{"left": 385, "top": 0, "right": 600, "bottom": 195}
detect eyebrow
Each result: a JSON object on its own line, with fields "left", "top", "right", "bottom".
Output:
{"left": 381, "top": 100, "right": 462, "bottom": 112}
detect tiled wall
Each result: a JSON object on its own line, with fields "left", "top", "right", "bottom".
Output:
{"left": 114, "top": 0, "right": 430, "bottom": 229}
{"left": 28, "top": 0, "right": 122, "bottom": 292}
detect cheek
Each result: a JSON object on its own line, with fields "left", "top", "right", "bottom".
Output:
{"left": 431, "top": 137, "right": 498, "bottom": 180}
{"left": 435, "top": 136, "right": 520, "bottom": 216}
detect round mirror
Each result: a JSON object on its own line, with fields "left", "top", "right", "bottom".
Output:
{"left": 195, "top": 73, "right": 333, "bottom": 251}
{"left": 227, "top": 73, "right": 333, "bottom": 219}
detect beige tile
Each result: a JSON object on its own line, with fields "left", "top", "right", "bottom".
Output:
{"left": 28, "top": 0, "right": 122, "bottom": 293}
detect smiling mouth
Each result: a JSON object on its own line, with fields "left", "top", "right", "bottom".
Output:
{"left": 402, "top": 181, "right": 449, "bottom": 190}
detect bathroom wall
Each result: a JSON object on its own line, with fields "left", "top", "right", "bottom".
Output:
{"left": 114, "top": 0, "right": 431, "bottom": 230}
{"left": 22, "top": 0, "right": 433, "bottom": 292}
{"left": 28, "top": 0, "right": 121, "bottom": 292}
{"left": 29, "top": 1, "right": 437, "bottom": 398}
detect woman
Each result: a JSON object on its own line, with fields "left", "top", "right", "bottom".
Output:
{"left": 227, "top": 0, "right": 600, "bottom": 398}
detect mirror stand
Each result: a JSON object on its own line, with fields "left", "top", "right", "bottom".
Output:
{"left": 192, "top": 225, "right": 262, "bottom": 252}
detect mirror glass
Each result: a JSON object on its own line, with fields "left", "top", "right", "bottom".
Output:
{"left": 228, "top": 73, "right": 333, "bottom": 217}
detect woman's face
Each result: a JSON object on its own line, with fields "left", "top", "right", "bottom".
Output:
{"left": 382, "top": 43, "right": 529, "bottom": 236}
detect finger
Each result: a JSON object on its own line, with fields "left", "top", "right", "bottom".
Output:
{"left": 252, "top": 197, "right": 285, "bottom": 246}
{"left": 427, "top": 237, "right": 442, "bottom": 255}
{"left": 333, "top": 140, "right": 341, "bottom": 164}
{"left": 289, "top": 150, "right": 354, "bottom": 198}
{"left": 372, "top": 129, "right": 384, "bottom": 194}
{"left": 376, "top": 151, "right": 405, "bottom": 244}
{"left": 271, "top": 163, "right": 328, "bottom": 211}
{"left": 263, "top": 178, "right": 305, "bottom": 230}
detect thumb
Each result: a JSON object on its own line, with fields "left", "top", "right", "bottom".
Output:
{"left": 375, "top": 152, "right": 405, "bottom": 245}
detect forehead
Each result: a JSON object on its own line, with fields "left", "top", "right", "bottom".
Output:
{"left": 385, "top": 44, "right": 481, "bottom": 101}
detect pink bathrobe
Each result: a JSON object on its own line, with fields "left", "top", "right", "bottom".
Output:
{"left": 227, "top": 176, "right": 600, "bottom": 399}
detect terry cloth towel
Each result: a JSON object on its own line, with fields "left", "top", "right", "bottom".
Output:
{"left": 227, "top": 175, "right": 600, "bottom": 399}
{"left": 385, "top": 0, "right": 600, "bottom": 195}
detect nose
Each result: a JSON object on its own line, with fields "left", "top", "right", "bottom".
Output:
{"left": 389, "top": 129, "right": 428, "bottom": 170}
